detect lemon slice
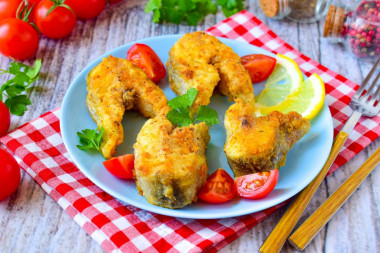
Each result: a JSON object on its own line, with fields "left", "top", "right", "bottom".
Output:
{"left": 256, "top": 54, "right": 303, "bottom": 106}
{"left": 257, "top": 73, "right": 325, "bottom": 120}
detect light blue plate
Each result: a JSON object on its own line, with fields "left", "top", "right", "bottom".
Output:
{"left": 61, "top": 35, "right": 334, "bottom": 219}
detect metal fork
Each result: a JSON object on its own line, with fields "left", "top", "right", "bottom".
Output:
{"left": 259, "top": 58, "right": 380, "bottom": 253}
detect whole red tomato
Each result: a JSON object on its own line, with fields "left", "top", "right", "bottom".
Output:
{"left": 0, "top": 148, "right": 21, "bottom": 201}
{"left": 0, "top": 0, "right": 22, "bottom": 22}
{"left": 34, "top": 0, "right": 77, "bottom": 39}
{"left": 0, "top": 100, "right": 10, "bottom": 136}
{"left": 0, "top": 18, "right": 39, "bottom": 60}
{"left": 65, "top": 0, "right": 106, "bottom": 20}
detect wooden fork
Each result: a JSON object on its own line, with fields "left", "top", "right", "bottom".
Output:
{"left": 259, "top": 58, "right": 380, "bottom": 253}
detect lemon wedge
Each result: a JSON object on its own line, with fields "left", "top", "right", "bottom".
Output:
{"left": 256, "top": 54, "right": 303, "bottom": 107}
{"left": 257, "top": 73, "right": 325, "bottom": 120}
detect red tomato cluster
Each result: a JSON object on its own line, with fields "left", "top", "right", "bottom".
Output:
{"left": 0, "top": 0, "right": 125, "bottom": 60}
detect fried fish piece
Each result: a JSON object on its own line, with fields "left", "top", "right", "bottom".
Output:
{"left": 224, "top": 99, "right": 311, "bottom": 177}
{"left": 167, "top": 31, "right": 254, "bottom": 112}
{"left": 134, "top": 116, "right": 210, "bottom": 209}
{"left": 86, "top": 55, "right": 169, "bottom": 159}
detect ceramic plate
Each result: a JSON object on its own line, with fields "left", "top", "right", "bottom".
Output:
{"left": 61, "top": 35, "right": 334, "bottom": 219}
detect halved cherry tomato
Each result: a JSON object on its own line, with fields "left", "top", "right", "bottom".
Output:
{"left": 234, "top": 169, "right": 279, "bottom": 200}
{"left": 103, "top": 154, "right": 134, "bottom": 179}
{"left": 127, "top": 43, "right": 166, "bottom": 83}
{"left": 198, "top": 168, "right": 235, "bottom": 204}
{"left": 241, "top": 54, "right": 276, "bottom": 84}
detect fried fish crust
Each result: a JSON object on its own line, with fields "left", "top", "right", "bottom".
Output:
{"left": 86, "top": 55, "right": 169, "bottom": 159}
{"left": 224, "top": 99, "right": 311, "bottom": 177}
{"left": 167, "top": 31, "right": 254, "bottom": 112}
{"left": 134, "top": 117, "right": 210, "bottom": 209}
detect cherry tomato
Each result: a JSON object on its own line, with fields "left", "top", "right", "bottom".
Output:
{"left": 198, "top": 169, "right": 235, "bottom": 204}
{"left": 234, "top": 169, "right": 279, "bottom": 200}
{"left": 0, "top": 100, "right": 10, "bottom": 136}
{"left": 0, "top": 18, "right": 39, "bottom": 60}
{"left": 0, "top": 148, "right": 21, "bottom": 201}
{"left": 0, "top": 0, "right": 22, "bottom": 22}
{"left": 127, "top": 43, "right": 166, "bottom": 83}
{"left": 65, "top": 0, "right": 106, "bottom": 20}
{"left": 103, "top": 154, "right": 134, "bottom": 179}
{"left": 241, "top": 54, "right": 276, "bottom": 84}
{"left": 20, "top": 0, "right": 42, "bottom": 22}
{"left": 34, "top": 0, "right": 77, "bottom": 39}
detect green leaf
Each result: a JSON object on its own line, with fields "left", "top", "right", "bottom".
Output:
{"left": 76, "top": 127, "right": 104, "bottom": 152}
{"left": 26, "top": 59, "right": 42, "bottom": 79}
{"left": 168, "top": 88, "right": 198, "bottom": 110}
{"left": 195, "top": 105, "right": 219, "bottom": 126}
{"left": 145, "top": 0, "right": 161, "bottom": 13}
{"left": 0, "top": 59, "right": 41, "bottom": 115}
{"left": 186, "top": 11, "right": 203, "bottom": 26}
{"left": 5, "top": 95, "right": 31, "bottom": 116}
{"left": 166, "top": 109, "right": 193, "bottom": 127}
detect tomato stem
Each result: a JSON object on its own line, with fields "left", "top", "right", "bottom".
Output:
{"left": 46, "top": 0, "right": 75, "bottom": 17}
{"left": 16, "top": 0, "right": 34, "bottom": 22}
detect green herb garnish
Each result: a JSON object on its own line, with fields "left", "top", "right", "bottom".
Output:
{"left": 0, "top": 59, "right": 42, "bottom": 116}
{"left": 76, "top": 127, "right": 104, "bottom": 152}
{"left": 145, "top": 0, "right": 244, "bottom": 26}
{"left": 167, "top": 88, "right": 219, "bottom": 127}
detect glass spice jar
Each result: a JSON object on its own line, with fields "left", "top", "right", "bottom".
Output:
{"left": 323, "top": 1, "right": 380, "bottom": 59}
{"left": 259, "top": 0, "right": 331, "bottom": 23}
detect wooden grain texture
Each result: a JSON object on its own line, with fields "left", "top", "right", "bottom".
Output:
{"left": 260, "top": 132, "right": 350, "bottom": 253}
{"left": 0, "top": 0, "right": 379, "bottom": 253}
{"left": 289, "top": 147, "right": 380, "bottom": 250}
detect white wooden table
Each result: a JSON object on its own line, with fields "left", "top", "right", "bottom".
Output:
{"left": 0, "top": 1, "right": 379, "bottom": 252}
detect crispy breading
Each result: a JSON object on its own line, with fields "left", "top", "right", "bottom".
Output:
{"left": 134, "top": 116, "right": 210, "bottom": 209}
{"left": 167, "top": 31, "right": 254, "bottom": 112}
{"left": 86, "top": 56, "right": 169, "bottom": 159}
{"left": 224, "top": 99, "right": 311, "bottom": 177}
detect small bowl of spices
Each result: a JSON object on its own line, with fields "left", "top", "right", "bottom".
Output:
{"left": 323, "top": 1, "right": 380, "bottom": 59}
{"left": 259, "top": 0, "right": 331, "bottom": 23}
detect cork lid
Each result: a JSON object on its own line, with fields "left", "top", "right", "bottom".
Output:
{"left": 323, "top": 5, "right": 346, "bottom": 37}
{"left": 259, "top": 0, "right": 280, "bottom": 18}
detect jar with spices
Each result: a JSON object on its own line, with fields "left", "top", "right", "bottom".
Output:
{"left": 259, "top": 0, "right": 331, "bottom": 23}
{"left": 323, "top": 1, "right": 380, "bottom": 59}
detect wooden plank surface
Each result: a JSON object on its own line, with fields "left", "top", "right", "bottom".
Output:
{"left": 0, "top": 0, "right": 379, "bottom": 252}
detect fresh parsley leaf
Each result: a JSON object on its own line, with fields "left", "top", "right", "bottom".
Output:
{"left": 0, "top": 59, "right": 42, "bottom": 116}
{"left": 5, "top": 95, "right": 31, "bottom": 116}
{"left": 145, "top": 0, "right": 243, "bottom": 25}
{"left": 168, "top": 87, "right": 198, "bottom": 109}
{"left": 166, "top": 88, "right": 219, "bottom": 127}
{"left": 76, "top": 127, "right": 104, "bottom": 152}
{"left": 195, "top": 105, "right": 219, "bottom": 126}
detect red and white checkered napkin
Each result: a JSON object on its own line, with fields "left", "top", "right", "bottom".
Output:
{"left": 1, "top": 11, "right": 379, "bottom": 253}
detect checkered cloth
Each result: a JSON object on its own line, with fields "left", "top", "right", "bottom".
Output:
{"left": 1, "top": 11, "right": 379, "bottom": 253}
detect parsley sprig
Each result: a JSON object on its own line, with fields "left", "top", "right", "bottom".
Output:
{"left": 0, "top": 59, "right": 42, "bottom": 116}
{"left": 145, "top": 0, "right": 244, "bottom": 26}
{"left": 76, "top": 127, "right": 104, "bottom": 152}
{"left": 167, "top": 88, "right": 219, "bottom": 127}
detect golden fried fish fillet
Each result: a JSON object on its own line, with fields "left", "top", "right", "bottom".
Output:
{"left": 86, "top": 55, "right": 169, "bottom": 159}
{"left": 134, "top": 116, "right": 210, "bottom": 209}
{"left": 224, "top": 99, "right": 311, "bottom": 177}
{"left": 167, "top": 31, "right": 254, "bottom": 111}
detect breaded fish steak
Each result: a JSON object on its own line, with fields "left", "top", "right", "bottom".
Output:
{"left": 224, "top": 99, "right": 311, "bottom": 177}
{"left": 86, "top": 55, "right": 169, "bottom": 159}
{"left": 167, "top": 31, "right": 254, "bottom": 111}
{"left": 134, "top": 117, "right": 210, "bottom": 209}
